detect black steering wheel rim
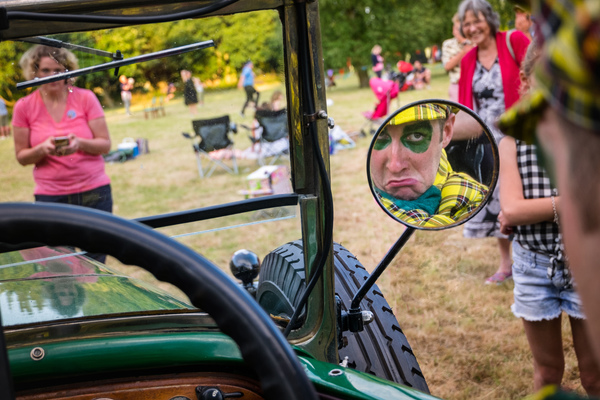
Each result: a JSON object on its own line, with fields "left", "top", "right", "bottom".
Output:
{"left": 0, "top": 202, "right": 317, "bottom": 400}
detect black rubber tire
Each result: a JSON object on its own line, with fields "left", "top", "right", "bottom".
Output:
{"left": 257, "top": 240, "right": 429, "bottom": 393}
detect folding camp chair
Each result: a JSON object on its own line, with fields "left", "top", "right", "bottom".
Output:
{"left": 181, "top": 115, "right": 238, "bottom": 178}
{"left": 254, "top": 108, "right": 289, "bottom": 166}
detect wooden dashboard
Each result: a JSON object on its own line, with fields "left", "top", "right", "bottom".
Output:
{"left": 17, "top": 373, "right": 264, "bottom": 400}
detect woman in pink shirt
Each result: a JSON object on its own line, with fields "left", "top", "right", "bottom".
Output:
{"left": 12, "top": 45, "right": 112, "bottom": 262}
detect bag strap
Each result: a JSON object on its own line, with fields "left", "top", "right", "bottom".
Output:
{"left": 506, "top": 29, "right": 517, "bottom": 64}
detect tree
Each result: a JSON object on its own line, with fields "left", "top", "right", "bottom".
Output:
{"left": 319, "top": 0, "right": 517, "bottom": 87}
{"left": 0, "top": 10, "right": 282, "bottom": 106}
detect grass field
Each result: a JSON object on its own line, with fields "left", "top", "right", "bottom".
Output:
{"left": 0, "top": 65, "right": 586, "bottom": 400}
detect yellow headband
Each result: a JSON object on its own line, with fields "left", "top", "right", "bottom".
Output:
{"left": 390, "top": 103, "right": 455, "bottom": 126}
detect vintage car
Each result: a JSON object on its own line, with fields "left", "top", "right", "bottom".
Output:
{"left": 0, "top": 1, "right": 498, "bottom": 399}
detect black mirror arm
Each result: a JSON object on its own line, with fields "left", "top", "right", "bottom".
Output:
{"left": 349, "top": 228, "right": 415, "bottom": 311}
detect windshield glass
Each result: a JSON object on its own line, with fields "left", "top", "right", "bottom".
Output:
{"left": 0, "top": 10, "right": 301, "bottom": 319}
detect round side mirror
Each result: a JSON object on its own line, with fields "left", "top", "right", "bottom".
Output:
{"left": 367, "top": 99, "right": 499, "bottom": 230}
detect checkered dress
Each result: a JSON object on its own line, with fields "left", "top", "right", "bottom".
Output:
{"left": 513, "top": 141, "right": 559, "bottom": 257}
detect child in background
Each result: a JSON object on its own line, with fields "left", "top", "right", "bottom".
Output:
{"left": 270, "top": 91, "right": 284, "bottom": 111}
{"left": 498, "top": 41, "right": 600, "bottom": 394}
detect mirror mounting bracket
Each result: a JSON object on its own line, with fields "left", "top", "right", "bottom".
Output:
{"left": 303, "top": 110, "right": 328, "bottom": 127}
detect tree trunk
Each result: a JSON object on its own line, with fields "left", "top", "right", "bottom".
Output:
{"left": 100, "top": 81, "right": 116, "bottom": 108}
{"left": 357, "top": 68, "right": 370, "bottom": 88}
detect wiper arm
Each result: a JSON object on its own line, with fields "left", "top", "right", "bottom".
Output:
{"left": 19, "top": 36, "right": 123, "bottom": 60}
{"left": 16, "top": 40, "right": 214, "bottom": 90}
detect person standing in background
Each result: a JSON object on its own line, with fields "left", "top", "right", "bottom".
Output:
{"left": 457, "top": 0, "right": 530, "bottom": 285}
{"left": 12, "top": 45, "right": 112, "bottom": 263}
{"left": 499, "top": 41, "right": 600, "bottom": 395}
{"left": 119, "top": 75, "right": 133, "bottom": 116}
{"left": 238, "top": 61, "right": 259, "bottom": 117}
{"left": 442, "top": 13, "right": 474, "bottom": 102}
{"left": 514, "top": 5, "right": 534, "bottom": 42}
{"left": 371, "top": 45, "right": 384, "bottom": 78}
{"left": 497, "top": 1, "right": 600, "bottom": 397}
{"left": 181, "top": 69, "right": 198, "bottom": 115}
{"left": 0, "top": 96, "right": 10, "bottom": 138}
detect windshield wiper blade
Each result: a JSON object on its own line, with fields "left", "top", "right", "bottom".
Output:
{"left": 19, "top": 36, "right": 123, "bottom": 60}
{"left": 16, "top": 39, "right": 214, "bottom": 90}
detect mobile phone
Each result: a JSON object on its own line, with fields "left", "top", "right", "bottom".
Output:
{"left": 54, "top": 136, "right": 69, "bottom": 148}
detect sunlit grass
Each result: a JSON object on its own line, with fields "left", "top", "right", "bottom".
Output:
{"left": 0, "top": 65, "right": 586, "bottom": 399}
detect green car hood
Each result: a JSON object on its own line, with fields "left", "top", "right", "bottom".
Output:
{"left": 0, "top": 247, "right": 193, "bottom": 326}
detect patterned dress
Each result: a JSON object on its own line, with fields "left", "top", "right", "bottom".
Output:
{"left": 462, "top": 59, "right": 509, "bottom": 239}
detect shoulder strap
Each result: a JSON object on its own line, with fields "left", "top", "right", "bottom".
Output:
{"left": 506, "top": 29, "right": 517, "bottom": 64}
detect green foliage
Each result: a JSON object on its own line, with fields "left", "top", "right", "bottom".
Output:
{"left": 0, "top": 41, "right": 30, "bottom": 101}
{"left": 0, "top": 3, "right": 519, "bottom": 102}
{"left": 0, "top": 11, "right": 282, "bottom": 105}
{"left": 319, "top": 0, "right": 521, "bottom": 73}
{"left": 319, "top": 0, "right": 462, "bottom": 71}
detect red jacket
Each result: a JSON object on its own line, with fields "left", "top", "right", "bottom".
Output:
{"left": 458, "top": 30, "right": 530, "bottom": 110}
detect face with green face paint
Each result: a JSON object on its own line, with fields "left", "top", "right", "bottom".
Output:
{"left": 370, "top": 115, "right": 454, "bottom": 200}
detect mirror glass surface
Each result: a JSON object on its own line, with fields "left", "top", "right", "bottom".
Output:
{"left": 367, "top": 100, "right": 498, "bottom": 230}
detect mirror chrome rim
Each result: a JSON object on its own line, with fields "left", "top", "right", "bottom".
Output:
{"left": 366, "top": 98, "right": 499, "bottom": 231}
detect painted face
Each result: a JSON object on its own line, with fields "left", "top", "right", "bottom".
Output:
{"left": 370, "top": 117, "right": 453, "bottom": 200}
{"left": 36, "top": 56, "right": 67, "bottom": 92}
{"left": 462, "top": 10, "right": 491, "bottom": 46}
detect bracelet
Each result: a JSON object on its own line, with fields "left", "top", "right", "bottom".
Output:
{"left": 551, "top": 196, "right": 559, "bottom": 225}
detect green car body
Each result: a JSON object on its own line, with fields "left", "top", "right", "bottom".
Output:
{"left": 1, "top": 247, "right": 436, "bottom": 399}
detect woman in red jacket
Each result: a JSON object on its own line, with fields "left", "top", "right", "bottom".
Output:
{"left": 457, "top": 0, "right": 530, "bottom": 284}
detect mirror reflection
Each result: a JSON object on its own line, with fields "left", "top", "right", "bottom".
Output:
{"left": 368, "top": 101, "right": 497, "bottom": 229}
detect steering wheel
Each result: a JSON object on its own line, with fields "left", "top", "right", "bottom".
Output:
{"left": 0, "top": 203, "right": 317, "bottom": 400}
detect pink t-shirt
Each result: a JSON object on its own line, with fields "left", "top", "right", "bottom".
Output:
{"left": 12, "top": 87, "right": 110, "bottom": 195}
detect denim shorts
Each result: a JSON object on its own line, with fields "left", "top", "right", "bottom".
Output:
{"left": 511, "top": 241, "right": 585, "bottom": 321}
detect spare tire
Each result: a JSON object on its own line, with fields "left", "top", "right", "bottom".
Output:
{"left": 256, "top": 240, "right": 429, "bottom": 393}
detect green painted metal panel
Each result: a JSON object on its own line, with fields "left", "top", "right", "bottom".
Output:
{"left": 8, "top": 331, "right": 438, "bottom": 400}
{"left": 9, "top": 332, "right": 243, "bottom": 383}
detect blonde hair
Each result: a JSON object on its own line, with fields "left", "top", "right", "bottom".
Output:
{"left": 19, "top": 45, "right": 78, "bottom": 81}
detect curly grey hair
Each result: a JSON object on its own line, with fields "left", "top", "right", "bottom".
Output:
{"left": 458, "top": 0, "right": 500, "bottom": 38}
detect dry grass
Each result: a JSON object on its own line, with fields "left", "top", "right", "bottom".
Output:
{"left": 0, "top": 66, "right": 586, "bottom": 399}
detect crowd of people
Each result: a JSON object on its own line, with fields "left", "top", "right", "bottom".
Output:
{"left": 367, "top": 0, "right": 600, "bottom": 397}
